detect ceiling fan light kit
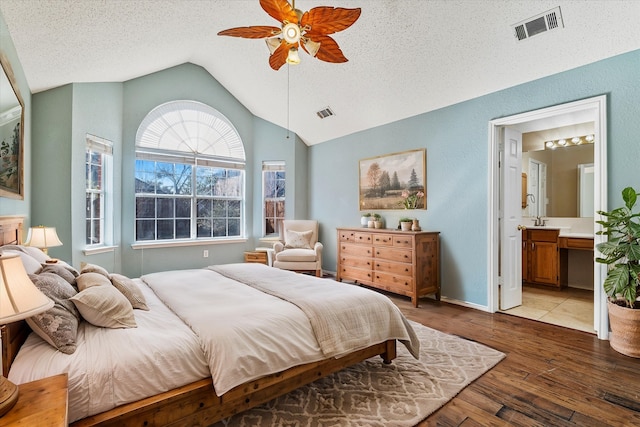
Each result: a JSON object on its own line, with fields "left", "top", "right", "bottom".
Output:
{"left": 218, "top": 0, "right": 361, "bottom": 70}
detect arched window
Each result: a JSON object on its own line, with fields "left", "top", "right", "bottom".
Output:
{"left": 134, "top": 100, "right": 245, "bottom": 242}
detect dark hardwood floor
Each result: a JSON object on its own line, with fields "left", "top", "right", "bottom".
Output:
{"left": 386, "top": 294, "right": 640, "bottom": 427}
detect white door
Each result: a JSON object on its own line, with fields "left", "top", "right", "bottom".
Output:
{"left": 500, "top": 128, "right": 523, "bottom": 310}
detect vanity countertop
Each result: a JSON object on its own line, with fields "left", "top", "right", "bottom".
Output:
{"left": 525, "top": 226, "right": 594, "bottom": 238}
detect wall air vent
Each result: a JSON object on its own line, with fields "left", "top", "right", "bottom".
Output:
{"left": 512, "top": 6, "right": 564, "bottom": 42}
{"left": 316, "top": 107, "right": 334, "bottom": 119}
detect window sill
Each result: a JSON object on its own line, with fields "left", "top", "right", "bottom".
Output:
{"left": 83, "top": 245, "right": 117, "bottom": 256}
{"left": 131, "top": 238, "right": 247, "bottom": 250}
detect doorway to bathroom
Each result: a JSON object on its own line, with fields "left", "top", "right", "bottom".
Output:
{"left": 487, "top": 95, "right": 609, "bottom": 339}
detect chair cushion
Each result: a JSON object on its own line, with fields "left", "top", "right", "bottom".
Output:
{"left": 275, "top": 248, "right": 317, "bottom": 262}
{"left": 284, "top": 229, "right": 313, "bottom": 249}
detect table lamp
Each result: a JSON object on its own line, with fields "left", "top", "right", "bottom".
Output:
{"left": 0, "top": 253, "right": 54, "bottom": 417}
{"left": 24, "top": 225, "right": 63, "bottom": 255}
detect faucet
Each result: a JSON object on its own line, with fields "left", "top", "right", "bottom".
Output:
{"left": 533, "top": 216, "right": 547, "bottom": 226}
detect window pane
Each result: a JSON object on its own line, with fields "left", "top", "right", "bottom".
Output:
{"left": 275, "top": 180, "right": 285, "bottom": 198}
{"left": 264, "top": 172, "right": 275, "bottom": 198}
{"left": 135, "top": 171, "right": 156, "bottom": 193}
{"left": 228, "top": 219, "right": 240, "bottom": 236}
{"left": 212, "top": 199, "right": 226, "bottom": 217}
{"left": 93, "top": 220, "right": 101, "bottom": 244}
{"left": 265, "top": 218, "right": 275, "bottom": 235}
{"left": 136, "top": 197, "right": 156, "bottom": 218}
{"left": 197, "top": 199, "right": 212, "bottom": 218}
{"left": 93, "top": 194, "right": 101, "bottom": 218}
{"left": 91, "top": 165, "right": 101, "bottom": 190}
{"left": 176, "top": 219, "right": 190, "bottom": 239}
{"left": 197, "top": 218, "right": 212, "bottom": 238}
{"left": 157, "top": 220, "right": 174, "bottom": 239}
{"left": 196, "top": 167, "right": 213, "bottom": 196}
{"left": 228, "top": 200, "right": 241, "bottom": 217}
{"left": 91, "top": 151, "right": 101, "bottom": 165}
{"left": 86, "top": 193, "right": 92, "bottom": 217}
{"left": 174, "top": 164, "right": 192, "bottom": 195}
{"left": 136, "top": 220, "right": 155, "bottom": 241}
{"left": 86, "top": 220, "right": 92, "bottom": 245}
{"left": 157, "top": 198, "right": 174, "bottom": 218}
{"left": 212, "top": 219, "right": 227, "bottom": 237}
{"left": 176, "top": 198, "right": 191, "bottom": 217}
{"left": 275, "top": 200, "right": 285, "bottom": 217}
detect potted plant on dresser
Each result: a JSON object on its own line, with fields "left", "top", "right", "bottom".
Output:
{"left": 596, "top": 186, "right": 640, "bottom": 358}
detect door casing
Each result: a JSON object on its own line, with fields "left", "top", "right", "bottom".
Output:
{"left": 487, "top": 95, "right": 608, "bottom": 339}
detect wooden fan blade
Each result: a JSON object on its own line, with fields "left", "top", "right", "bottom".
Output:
{"left": 218, "top": 26, "right": 281, "bottom": 39}
{"left": 260, "top": 0, "right": 299, "bottom": 24}
{"left": 268, "top": 40, "right": 291, "bottom": 70}
{"left": 305, "top": 34, "right": 348, "bottom": 63}
{"left": 301, "top": 7, "right": 361, "bottom": 35}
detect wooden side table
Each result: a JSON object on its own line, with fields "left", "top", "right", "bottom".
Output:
{"left": 1, "top": 374, "right": 68, "bottom": 426}
{"left": 244, "top": 251, "right": 268, "bottom": 265}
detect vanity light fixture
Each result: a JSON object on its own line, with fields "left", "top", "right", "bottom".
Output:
{"left": 544, "top": 134, "right": 595, "bottom": 149}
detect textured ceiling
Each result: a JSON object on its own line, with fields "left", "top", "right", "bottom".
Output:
{"left": 1, "top": 0, "right": 639, "bottom": 146}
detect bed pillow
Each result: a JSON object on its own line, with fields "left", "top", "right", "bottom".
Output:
{"left": 70, "top": 285, "right": 137, "bottom": 329}
{"left": 40, "top": 263, "right": 77, "bottom": 288}
{"left": 26, "top": 272, "right": 80, "bottom": 354}
{"left": 0, "top": 249, "right": 42, "bottom": 275}
{"left": 76, "top": 272, "right": 112, "bottom": 291}
{"left": 110, "top": 274, "right": 149, "bottom": 311}
{"left": 80, "top": 262, "right": 110, "bottom": 278}
{"left": 284, "top": 229, "right": 313, "bottom": 249}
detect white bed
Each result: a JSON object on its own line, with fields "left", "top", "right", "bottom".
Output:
{"left": 2, "top": 229, "right": 420, "bottom": 426}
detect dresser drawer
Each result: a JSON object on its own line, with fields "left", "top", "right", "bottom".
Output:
{"left": 340, "top": 266, "right": 373, "bottom": 283}
{"left": 353, "top": 232, "right": 373, "bottom": 244}
{"left": 340, "top": 256, "right": 373, "bottom": 270}
{"left": 244, "top": 251, "right": 268, "bottom": 264}
{"left": 374, "top": 259, "right": 413, "bottom": 277}
{"left": 373, "top": 271, "right": 413, "bottom": 294}
{"left": 340, "top": 243, "right": 373, "bottom": 257}
{"left": 392, "top": 235, "right": 413, "bottom": 248}
{"left": 372, "top": 233, "right": 394, "bottom": 246}
{"left": 339, "top": 230, "right": 356, "bottom": 242}
{"left": 374, "top": 246, "right": 412, "bottom": 263}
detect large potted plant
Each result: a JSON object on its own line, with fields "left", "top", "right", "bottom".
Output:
{"left": 596, "top": 186, "right": 640, "bottom": 358}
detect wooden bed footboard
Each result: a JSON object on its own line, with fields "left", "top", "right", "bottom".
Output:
{"left": 71, "top": 339, "right": 396, "bottom": 427}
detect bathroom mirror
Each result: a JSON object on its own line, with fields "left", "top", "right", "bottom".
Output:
{"left": 0, "top": 53, "right": 24, "bottom": 199}
{"left": 522, "top": 123, "right": 594, "bottom": 218}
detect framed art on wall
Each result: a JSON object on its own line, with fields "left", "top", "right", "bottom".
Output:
{"left": 359, "top": 148, "right": 426, "bottom": 210}
{"left": 0, "top": 53, "right": 25, "bottom": 200}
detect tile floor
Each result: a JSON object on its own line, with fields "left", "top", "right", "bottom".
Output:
{"left": 500, "top": 286, "right": 595, "bottom": 334}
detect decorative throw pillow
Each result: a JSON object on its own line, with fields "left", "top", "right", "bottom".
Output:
{"left": 0, "top": 249, "right": 42, "bottom": 275}
{"left": 285, "top": 229, "right": 313, "bottom": 249}
{"left": 80, "top": 262, "right": 110, "bottom": 278}
{"left": 76, "top": 272, "right": 112, "bottom": 291}
{"left": 40, "top": 263, "right": 77, "bottom": 288}
{"left": 110, "top": 274, "right": 150, "bottom": 311}
{"left": 26, "top": 272, "right": 80, "bottom": 354}
{"left": 70, "top": 285, "right": 137, "bottom": 329}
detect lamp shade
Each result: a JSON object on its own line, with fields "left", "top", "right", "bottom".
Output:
{"left": 25, "top": 226, "right": 63, "bottom": 253}
{"left": 0, "top": 254, "right": 54, "bottom": 324}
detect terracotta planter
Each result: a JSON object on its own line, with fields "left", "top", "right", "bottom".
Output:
{"left": 400, "top": 221, "right": 412, "bottom": 231}
{"left": 608, "top": 301, "right": 640, "bottom": 358}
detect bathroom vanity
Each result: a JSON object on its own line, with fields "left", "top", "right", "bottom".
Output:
{"left": 522, "top": 225, "right": 594, "bottom": 289}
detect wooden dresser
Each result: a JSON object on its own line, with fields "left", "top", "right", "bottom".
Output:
{"left": 336, "top": 227, "right": 440, "bottom": 307}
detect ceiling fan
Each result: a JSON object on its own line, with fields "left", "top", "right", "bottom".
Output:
{"left": 217, "top": 0, "right": 361, "bottom": 70}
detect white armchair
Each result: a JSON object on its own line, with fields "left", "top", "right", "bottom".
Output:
{"left": 273, "top": 220, "right": 323, "bottom": 277}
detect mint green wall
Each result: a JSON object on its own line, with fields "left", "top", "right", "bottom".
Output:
{"left": 0, "top": 12, "right": 31, "bottom": 222}
{"left": 310, "top": 48, "right": 640, "bottom": 307}
{"left": 31, "top": 84, "right": 122, "bottom": 268}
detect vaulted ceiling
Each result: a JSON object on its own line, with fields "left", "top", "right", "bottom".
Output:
{"left": 1, "top": 1, "right": 639, "bottom": 145}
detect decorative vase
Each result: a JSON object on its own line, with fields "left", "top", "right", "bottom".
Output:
{"left": 400, "top": 221, "right": 412, "bottom": 231}
{"left": 361, "top": 216, "right": 369, "bottom": 227}
{"left": 411, "top": 219, "right": 421, "bottom": 231}
{"left": 374, "top": 220, "right": 383, "bottom": 229}
{"left": 607, "top": 301, "right": 640, "bottom": 358}
{"left": 368, "top": 220, "right": 375, "bottom": 228}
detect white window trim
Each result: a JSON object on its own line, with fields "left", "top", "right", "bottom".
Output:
{"left": 85, "top": 134, "right": 113, "bottom": 249}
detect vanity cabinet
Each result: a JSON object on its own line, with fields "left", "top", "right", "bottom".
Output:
{"left": 336, "top": 227, "right": 440, "bottom": 307}
{"left": 522, "top": 228, "right": 561, "bottom": 288}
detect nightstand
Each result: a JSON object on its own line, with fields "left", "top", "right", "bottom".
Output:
{"left": 1, "top": 374, "right": 68, "bottom": 426}
{"left": 244, "top": 250, "right": 268, "bottom": 265}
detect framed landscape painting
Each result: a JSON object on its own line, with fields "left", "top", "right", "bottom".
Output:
{"left": 359, "top": 148, "right": 426, "bottom": 210}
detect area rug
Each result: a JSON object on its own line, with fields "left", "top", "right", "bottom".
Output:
{"left": 213, "top": 321, "right": 505, "bottom": 427}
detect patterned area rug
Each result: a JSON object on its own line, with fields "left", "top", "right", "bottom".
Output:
{"left": 213, "top": 321, "right": 505, "bottom": 426}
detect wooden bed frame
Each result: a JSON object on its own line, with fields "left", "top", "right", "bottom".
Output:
{"left": 0, "top": 216, "right": 397, "bottom": 426}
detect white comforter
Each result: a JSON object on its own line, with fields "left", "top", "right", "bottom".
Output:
{"left": 143, "top": 263, "right": 420, "bottom": 396}
{"left": 8, "top": 279, "right": 210, "bottom": 423}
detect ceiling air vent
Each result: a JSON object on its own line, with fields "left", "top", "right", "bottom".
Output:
{"left": 316, "top": 107, "right": 334, "bottom": 119}
{"left": 512, "top": 6, "right": 563, "bottom": 42}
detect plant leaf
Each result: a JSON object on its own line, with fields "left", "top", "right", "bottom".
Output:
{"left": 622, "top": 186, "right": 638, "bottom": 210}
